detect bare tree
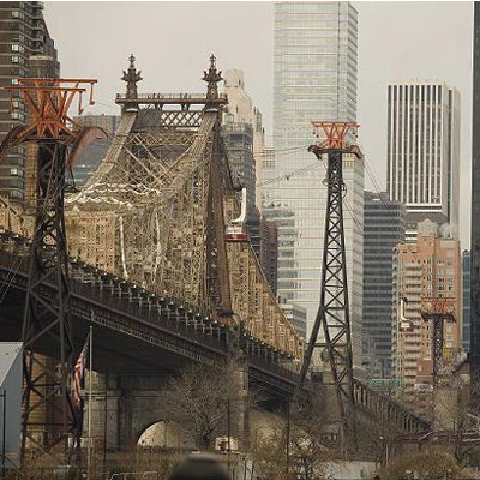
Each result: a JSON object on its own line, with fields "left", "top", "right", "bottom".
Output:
{"left": 433, "top": 377, "right": 480, "bottom": 466}
{"left": 377, "top": 448, "right": 460, "bottom": 480}
{"left": 162, "top": 360, "right": 256, "bottom": 450}
{"left": 354, "top": 384, "right": 427, "bottom": 464}
{"left": 252, "top": 402, "right": 341, "bottom": 480}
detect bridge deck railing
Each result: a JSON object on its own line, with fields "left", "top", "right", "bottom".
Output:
{"left": 0, "top": 244, "right": 301, "bottom": 387}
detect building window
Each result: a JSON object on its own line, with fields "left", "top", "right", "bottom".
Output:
{"left": 11, "top": 111, "right": 24, "bottom": 121}
{"left": 11, "top": 55, "right": 23, "bottom": 65}
{"left": 10, "top": 168, "right": 20, "bottom": 176}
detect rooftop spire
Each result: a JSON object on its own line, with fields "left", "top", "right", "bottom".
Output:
{"left": 203, "top": 53, "right": 222, "bottom": 102}
{"left": 122, "top": 54, "right": 142, "bottom": 100}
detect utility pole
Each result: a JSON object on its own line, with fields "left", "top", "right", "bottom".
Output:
{"left": 286, "top": 400, "right": 290, "bottom": 479}
{"left": 103, "top": 373, "right": 108, "bottom": 479}
{"left": 87, "top": 325, "right": 93, "bottom": 480}
{"left": 227, "top": 399, "right": 231, "bottom": 479}
{"left": 1, "top": 390, "right": 5, "bottom": 480}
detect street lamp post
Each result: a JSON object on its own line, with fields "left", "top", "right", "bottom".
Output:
{"left": 103, "top": 373, "right": 108, "bottom": 480}
{"left": 250, "top": 426, "right": 271, "bottom": 480}
{"left": 286, "top": 400, "right": 290, "bottom": 479}
{"left": 1, "top": 390, "right": 5, "bottom": 480}
{"left": 227, "top": 399, "right": 231, "bottom": 479}
{"left": 379, "top": 436, "right": 389, "bottom": 468}
{"left": 379, "top": 436, "right": 385, "bottom": 468}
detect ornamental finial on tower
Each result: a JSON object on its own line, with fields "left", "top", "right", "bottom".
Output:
{"left": 129, "top": 54, "right": 136, "bottom": 69}
{"left": 203, "top": 53, "right": 222, "bottom": 101}
{"left": 122, "top": 54, "right": 142, "bottom": 100}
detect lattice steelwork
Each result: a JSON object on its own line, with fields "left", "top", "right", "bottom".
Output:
{"left": 0, "top": 78, "right": 103, "bottom": 461}
{"left": 65, "top": 56, "right": 303, "bottom": 359}
{"left": 420, "top": 297, "right": 456, "bottom": 381}
{"left": 67, "top": 109, "right": 220, "bottom": 310}
{"left": 297, "top": 122, "right": 360, "bottom": 448}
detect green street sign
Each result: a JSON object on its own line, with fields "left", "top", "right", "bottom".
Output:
{"left": 370, "top": 378, "right": 402, "bottom": 387}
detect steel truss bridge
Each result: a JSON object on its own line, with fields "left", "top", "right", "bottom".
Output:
{"left": 0, "top": 55, "right": 429, "bottom": 456}
{"left": 0, "top": 233, "right": 429, "bottom": 432}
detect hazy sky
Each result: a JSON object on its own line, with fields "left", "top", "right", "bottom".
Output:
{"left": 44, "top": 1, "right": 473, "bottom": 247}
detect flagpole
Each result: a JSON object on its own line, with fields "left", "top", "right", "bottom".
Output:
{"left": 87, "top": 325, "right": 93, "bottom": 479}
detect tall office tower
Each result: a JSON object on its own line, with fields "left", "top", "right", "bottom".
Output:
{"left": 223, "top": 69, "right": 265, "bottom": 213}
{"left": 278, "top": 296, "right": 307, "bottom": 340}
{"left": 71, "top": 115, "right": 120, "bottom": 187}
{"left": 268, "top": 2, "right": 363, "bottom": 357}
{"left": 463, "top": 250, "right": 470, "bottom": 353}
{"left": 392, "top": 220, "right": 462, "bottom": 420}
{"left": 222, "top": 69, "right": 278, "bottom": 286}
{"left": 362, "top": 191, "right": 406, "bottom": 380}
{"left": 0, "top": 2, "right": 59, "bottom": 204}
{"left": 223, "top": 69, "right": 260, "bottom": 259}
{"left": 257, "top": 146, "right": 275, "bottom": 213}
{"left": 386, "top": 80, "right": 461, "bottom": 242}
{"left": 471, "top": 2, "right": 480, "bottom": 378}
{"left": 259, "top": 216, "right": 278, "bottom": 295}
{"left": 222, "top": 121, "right": 256, "bottom": 212}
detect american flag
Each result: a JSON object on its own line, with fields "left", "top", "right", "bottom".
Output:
{"left": 73, "top": 332, "right": 90, "bottom": 409}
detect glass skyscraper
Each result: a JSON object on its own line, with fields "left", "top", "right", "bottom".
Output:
{"left": 265, "top": 2, "right": 363, "bottom": 363}
{"left": 362, "top": 192, "right": 405, "bottom": 380}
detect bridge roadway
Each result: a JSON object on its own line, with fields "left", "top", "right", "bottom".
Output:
{"left": 0, "top": 234, "right": 429, "bottom": 433}
{"left": 0, "top": 245, "right": 300, "bottom": 399}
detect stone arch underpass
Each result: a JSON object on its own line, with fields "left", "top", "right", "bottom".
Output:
{"left": 84, "top": 371, "right": 286, "bottom": 452}
{"left": 137, "top": 421, "right": 194, "bottom": 449}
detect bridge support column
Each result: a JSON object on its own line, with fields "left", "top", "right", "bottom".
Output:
{"left": 320, "top": 357, "right": 343, "bottom": 442}
{"left": 233, "top": 363, "right": 249, "bottom": 452}
{"left": 83, "top": 372, "right": 121, "bottom": 451}
{"left": 82, "top": 364, "right": 252, "bottom": 453}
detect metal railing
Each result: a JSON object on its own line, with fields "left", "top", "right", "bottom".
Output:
{"left": 115, "top": 93, "right": 228, "bottom": 101}
{"left": 0, "top": 238, "right": 300, "bottom": 387}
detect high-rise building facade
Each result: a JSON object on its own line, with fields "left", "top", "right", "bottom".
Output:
{"left": 259, "top": 216, "right": 278, "bottom": 295}
{"left": 278, "top": 296, "right": 307, "bottom": 340}
{"left": 471, "top": 2, "right": 480, "bottom": 378}
{"left": 223, "top": 69, "right": 265, "bottom": 213}
{"left": 463, "top": 249, "right": 470, "bottom": 353}
{"left": 223, "top": 70, "right": 260, "bottom": 260}
{"left": 222, "top": 121, "right": 256, "bottom": 213}
{"left": 0, "top": 2, "right": 59, "bottom": 203}
{"left": 362, "top": 191, "right": 406, "bottom": 379}
{"left": 257, "top": 146, "right": 275, "bottom": 213}
{"left": 71, "top": 115, "right": 120, "bottom": 187}
{"left": 267, "top": 2, "right": 362, "bottom": 359}
{"left": 221, "top": 69, "right": 278, "bottom": 293}
{"left": 392, "top": 220, "right": 462, "bottom": 420}
{"left": 386, "top": 80, "right": 460, "bottom": 241}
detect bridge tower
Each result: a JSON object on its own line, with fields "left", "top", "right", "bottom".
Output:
{"left": 420, "top": 296, "right": 456, "bottom": 381}
{"left": 0, "top": 78, "right": 103, "bottom": 461}
{"left": 296, "top": 122, "right": 360, "bottom": 449}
